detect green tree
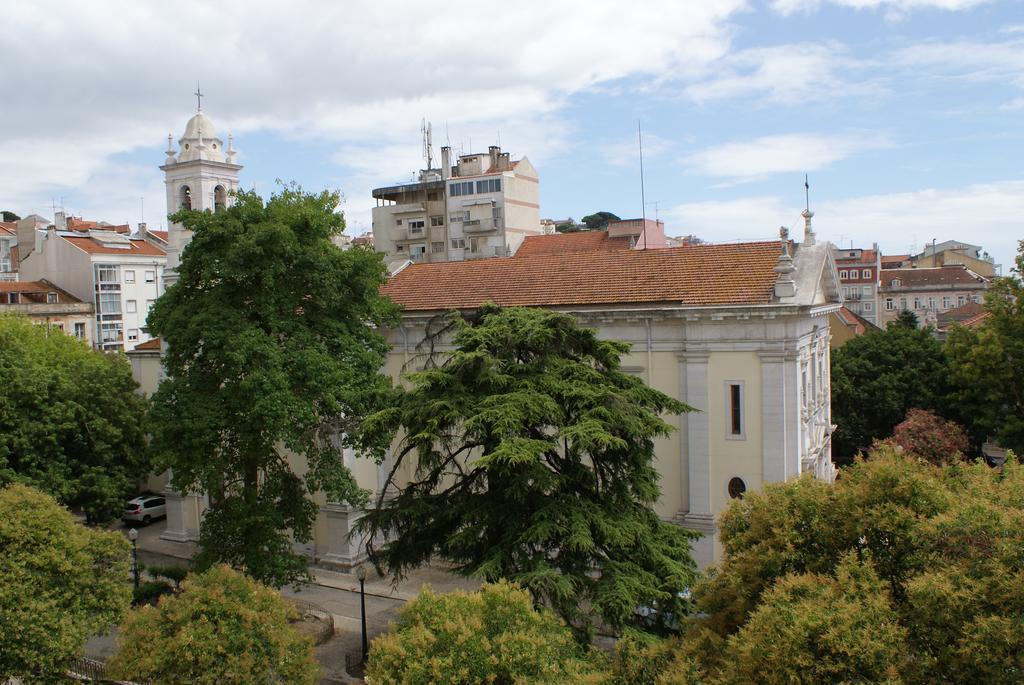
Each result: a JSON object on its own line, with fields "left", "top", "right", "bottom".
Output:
{"left": 0, "top": 314, "right": 149, "bottom": 521}
{"left": 555, "top": 218, "right": 580, "bottom": 233}
{"left": 581, "top": 211, "right": 621, "bottom": 230}
{"left": 107, "top": 564, "right": 319, "bottom": 685}
{"left": 1, "top": 210, "right": 20, "bottom": 222}
{"left": 0, "top": 483, "right": 131, "bottom": 681}
{"left": 357, "top": 305, "right": 697, "bottom": 637}
{"left": 650, "top": 448, "right": 1024, "bottom": 684}
{"left": 367, "top": 581, "right": 607, "bottom": 684}
{"left": 830, "top": 317, "right": 950, "bottom": 462}
{"left": 147, "top": 186, "right": 398, "bottom": 587}
{"left": 717, "top": 554, "right": 908, "bottom": 685}
{"left": 947, "top": 240, "right": 1024, "bottom": 454}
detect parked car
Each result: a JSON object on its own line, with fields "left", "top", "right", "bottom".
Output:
{"left": 123, "top": 495, "right": 166, "bottom": 525}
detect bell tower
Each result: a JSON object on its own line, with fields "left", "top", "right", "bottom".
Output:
{"left": 160, "top": 89, "right": 242, "bottom": 284}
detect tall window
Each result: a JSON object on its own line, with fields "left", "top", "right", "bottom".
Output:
{"left": 145, "top": 270, "right": 156, "bottom": 283}
{"left": 126, "top": 300, "right": 137, "bottom": 314}
{"left": 214, "top": 185, "right": 226, "bottom": 212}
{"left": 124, "top": 269, "right": 135, "bottom": 284}
{"left": 180, "top": 185, "right": 192, "bottom": 210}
{"left": 726, "top": 382, "right": 744, "bottom": 438}
{"left": 886, "top": 298, "right": 894, "bottom": 310}
{"left": 430, "top": 215, "right": 444, "bottom": 226}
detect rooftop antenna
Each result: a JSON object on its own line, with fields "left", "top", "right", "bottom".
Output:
{"left": 194, "top": 82, "right": 203, "bottom": 112}
{"left": 445, "top": 122, "right": 451, "bottom": 149}
{"left": 140, "top": 196, "right": 145, "bottom": 224}
{"left": 497, "top": 129, "right": 501, "bottom": 148}
{"left": 804, "top": 173, "right": 810, "bottom": 213}
{"left": 638, "top": 120, "right": 648, "bottom": 250}
{"left": 645, "top": 200, "right": 661, "bottom": 224}
{"left": 421, "top": 119, "right": 434, "bottom": 169}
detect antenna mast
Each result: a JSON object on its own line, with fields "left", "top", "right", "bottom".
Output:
{"left": 421, "top": 119, "right": 434, "bottom": 170}
{"left": 638, "top": 120, "right": 647, "bottom": 250}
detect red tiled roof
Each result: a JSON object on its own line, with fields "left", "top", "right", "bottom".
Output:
{"left": 834, "top": 306, "right": 877, "bottom": 334}
{"left": 881, "top": 265, "right": 988, "bottom": 289}
{"left": 937, "top": 300, "right": 984, "bottom": 327}
{"left": 131, "top": 337, "right": 162, "bottom": 351}
{"left": 515, "top": 231, "right": 632, "bottom": 257}
{"left": 0, "top": 222, "right": 15, "bottom": 236}
{"left": 63, "top": 236, "right": 166, "bottom": 257}
{"left": 961, "top": 311, "right": 991, "bottom": 328}
{"left": 835, "top": 249, "right": 877, "bottom": 263}
{"left": 382, "top": 241, "right": 782, "bottom": 311}
{"left": 881, "top": 254, "right": 910, "bottom": 266}
{"left": 66, "top": 217, "right": 130, "bottom": 234}
{"left": 0, "top": 280, "right": 83, "bottom": 303}
{"left": 148, "top": 230, "right": 169, "bottom": 242}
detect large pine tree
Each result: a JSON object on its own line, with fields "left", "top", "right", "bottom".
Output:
{"left": 358, "top": 305, "right": 697, "bottom": 637}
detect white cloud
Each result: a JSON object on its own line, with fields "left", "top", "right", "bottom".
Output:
{"left": 665, "top": 181, "right": 1024, "bottom": 270}
{"left": 598, "top": 132, "right": 674, "bottom": 167}
{"left": 682, "top": 43, "right": 879, "bottom": 103}
{"left": 895, "top": 39, "right": 1024, "bottom": 86}
{"left": 683, "top": 132, "right": 891, "bottom": 181}
{"left": 771, "top": 0, "right": 992, "bottom": 16}
{"left": 0, "top": 0, "right": 745, "bottom": 219}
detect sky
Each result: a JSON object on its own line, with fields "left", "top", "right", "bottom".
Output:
{"left": 2, "top": 0, "right": 1021, "bottom": 270}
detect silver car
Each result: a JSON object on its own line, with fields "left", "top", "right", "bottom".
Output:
{"left": 123, "top": 495, "right": 166, "bottom": 525}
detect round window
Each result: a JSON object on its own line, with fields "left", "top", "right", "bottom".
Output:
{"left": 184, "top": 143, "right": 190, "bottom": 150}
{"left": 212, "top": 144, "right": 217, "bottom": 149}
{"left": 728, "top": 477, "right": 747, "bottom": 499}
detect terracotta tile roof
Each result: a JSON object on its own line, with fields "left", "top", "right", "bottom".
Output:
{"left": 835, "top": 249, "right": 877, "bottom": 263}
{"left": 0, "top": 280, "right": 84, "bottom": 303}
{"left": 961, "top": 311, "right": 991, "bottom": 328}
{"left": 515, "top": 231, "right": 632, "bottom": 257}
{"left": 881, "top": 265, "right": 988, "bottom": 289}
{"left": 63, "top": 236, "right": 166, "bottom": 257}
{"left": 834, "top": 306, "right": 878, "bottom": 334}
{"left": 66, "top": 217, "right": 131, "bottom": 234}
{"left": 0, "top": 222, "right": 15, "bottom": 236}
{"left": 881, "top": 254, "right": 910, "bottom": 267}
{"left": 937, "top": 300, "right": 984, "bottom": 327}
{"left": 149, "top": 230, "right": 168, "bottom": 242}
{"left": 382, "top": 241, "right": 782, "bottom": 311}
{"left": 130, "top": 337, "right": 162, "bottom": 351}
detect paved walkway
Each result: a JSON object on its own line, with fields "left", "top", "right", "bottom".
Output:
{"left": 103, "top": 519, "right": 479, "bottom": 683}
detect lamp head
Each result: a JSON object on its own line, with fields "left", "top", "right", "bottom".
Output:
{"left": 128, "top": 528, "right": 139, "bottom": 542}
{"left": 355, "top": 564, "right": 367, "bottom": 582}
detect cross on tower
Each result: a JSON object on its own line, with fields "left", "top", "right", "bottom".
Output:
{"left": 194, "top": 83, "right": 203, "bottom": 112}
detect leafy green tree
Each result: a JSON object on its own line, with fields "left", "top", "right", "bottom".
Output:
{"left": 717, "top": 554, "right": 908, "bottom": 685}
{"left": 0, "top": 483, "right": 131, "bottom": 681}
{"left": 830, "top": 317, "right": 950, "bottom": 462}
{"left": 555, "top": 218, "right": 580, "bottom": 233}
{"left": 947, "top": 240, "right": 1024, "bottom": 454}
{"left": 107, "top": 564, "right": 319, "bottom": 685}
{"left": 1, "top": 210, "right": 20, "bottom": 222}
{"left": 581, "top": 211, "right": 621, "bottom": 229}
{"left": 357, "top": 305, "right": 697, "bottom": 637}
{"left": 367, "top": 581, "right": 607, "bottom": 684}
{"left": 147, "top": 186, "right": 398, "bottom": 587}
{"left": 0, "top": 314, "right": 149, "bottom": 521}
{"left": 650, "top": 448, "right": 1024, "bottom": 684}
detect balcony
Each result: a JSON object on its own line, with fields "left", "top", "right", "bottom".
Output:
{"left": 465, "top": 246, "right": 509, "bottom": 260}
{"left": 463, "top": 217, "right": 502, "bottom": 233}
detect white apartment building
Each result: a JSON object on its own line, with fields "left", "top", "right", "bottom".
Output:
{"left": 832, "top": 244, "right": 881, "bottom": 326}
{"left": 0, "top": 222, "right": 15, "bottom": 278}
{"left": 17, "top": 218, "right": 166, "bottom": 352}
{"left": 372, "top": 145, "right": 541, "bottom": 267}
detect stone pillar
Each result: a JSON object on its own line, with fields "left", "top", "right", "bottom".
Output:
{"left": 316, "top": 504, "right": 368, "bottom": 571}
{"left": 759, "top": 351, "right": 788, "bottom": 483}
{"left": 677, "top": 350, "right": 715, "bottom": 568}
{"left": 159, "top": 484, "right": 203, "bottom": 543}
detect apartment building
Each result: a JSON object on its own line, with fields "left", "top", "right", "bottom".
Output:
{"left": 17, "top": 216, "right": 166, "bottom": 351}
{"left": 372, "top": 145, "right": 541, "bottom": 267}
{"left": 878, "top": 265, "right": 990, "bottom": 328}
{"left": 0, "top": 280, "right": 93, "bottom": 345}
{"left": 915, "top": 240, "right": 999, "bottom": 278}
{"left": 0, "top": 222, "right": 16, "bottom": 279}
{"left": 832, "top": 244, "right": 881, "bottom": 325}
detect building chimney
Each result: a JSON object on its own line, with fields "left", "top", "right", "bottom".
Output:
{"left": 802, "top": 208, "right": 815, "bottom": 245}
{"left": 441, "top": 146, "right": 452, "bottom": 180}
{"left": 488, "top": 145, "right": 500, "bottom": 171}
{"left": 138, "top": 222, "right": 148, "bottom": 236}
{"left": 774, "top": 227, "right": 797, "bottom": 298}
{"left": 54, "top": 211, "right": 67, "bottom": 230}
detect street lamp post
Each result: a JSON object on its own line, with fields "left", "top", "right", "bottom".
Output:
{"left": 128, "top": 528, "right": 140, "bottom": 590}
{"left": 355, "top": 564, "right": 368, "bottom": 664}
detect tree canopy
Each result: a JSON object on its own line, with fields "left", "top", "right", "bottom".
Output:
{"left": 367, "top": 581, "right": 606, "bottom": 684}
{"left": 147, "top": 186, "right": 398, "bottom": 587}
{"left": 581, "top": 211, "right": 621, "bottom": 230}
{"left": 1, "top": 210, "right": 20, "bottom": 222}
{"left": 830, "top": 315, "right": 951, "bottom": 462}
{"left": 0, "top": 314, "right": 149, "bottom": 521}
{"left": 107, "top": 564, "right": 319, "bottom": 685}
{"left": 946, "top": 240, "right": 1024, "bottom": 454}
{"left": 0, "top": 483, "right": 131, "bottom": 681}
{"left": 640, "top": 447, "right": 1024, "bottom": 684}
{"left": 357, "top": 305, "right": 697, "bottom": 637}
